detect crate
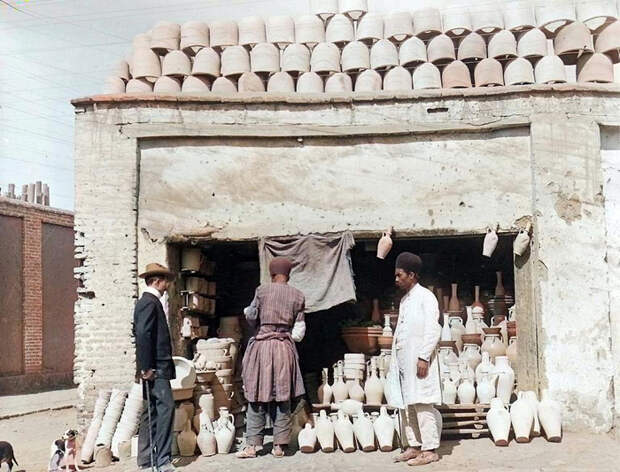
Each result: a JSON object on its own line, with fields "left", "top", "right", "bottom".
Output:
{"left": 438, "top": 403, "right": 489, "bottom": 439}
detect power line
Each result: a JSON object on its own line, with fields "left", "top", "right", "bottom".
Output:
{"left": 1, "top": 123, "right": 73, "bottom": 145}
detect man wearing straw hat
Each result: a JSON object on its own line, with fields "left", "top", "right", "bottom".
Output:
{"left": 134, "top": 263, "right": 176, "bottom": 472}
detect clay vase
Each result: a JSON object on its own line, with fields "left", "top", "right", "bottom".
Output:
{"left": 371, "top": 299, "right": 381, "bottom": 323}
{"left": 334, "top": 410, "right": 355, "bottom": 452}
{"left": 510, "top": 391, "right": 534, "bottom": 443}
{"left": 472, "top": 285, "right": 485, "bottom": 313}
{"left": 214, "top": 412, "right": 235, "bottom": 454}
{"left": 513, "top": 222, "right": 532, "bottom": 256}
{"left": 353, "top": 413, "right": 376, "bottom": 452}
{"left": 377, "top": 228, "right": 393, "bottom": 259}
{"left": 333, "top": 365, "right": 349, "bottom": 403}
{"left": 382, "top": 314, "right": 393, "bottom": 336}
{"left": 487, "top": 397, "right": 511, "bottom": 446}
{"left": 442, "top": 377, "right": 457, "bottom": 404}
{"left": 298, "top": 423, "right": 317, "bottom": 453}
{"left": 449, "top": 317, "right": 466, "bottom": 352}
{"left": 197, "top": 418, "right": 217, "bottom": 456}
{"left": 523, "top": 391, "right": 541, "bottom": 437}
{"left": 476, "top": 375, "right": 495, "bottom": 404}
{"left": 440, "top": 314, "right": 452, "bottom": 342}
{"left": 198, "top": 390, "right": 215, "bottom": 421}
{"left": 373, "top": 406, "right": 395, "bottom": 452}
{"left": 461, "top": 343, "right": 482, "bottom": 371}
{"left": 174, "top": 406, "right": 189, "bottom": 432}
{"left": 177, "top": 420, "right": 197, "bottom": 456}
{"left": 506, "top": 337, "right": 518, "bottom": 371}
{"left": 448, "top": 283, "right": 460, "bottom": 311}
{"left": 364, "top": 361, "right": 384, "bottom": 406}
{"left": 482, "top": 333, "right": 506, "bottom": 363}
{"left": 348, "top": 378, "right": 365, "bottom": 403}
{"left": 457, "top": 377, "right": 476, "bottom": 404}
{"left": 475, "top": 351, "right": 495, "bottom": 383}
{"left": 538, "top": 389, "right": 562, "bottom": 442}
{"left": 482, "top": 225, "right": 499, "bottom": 257}
{"left": 494, "top": 356, "right": 515, "bottom": 405}
{"left": 495, "top": 271, "right": 505, "bottom": 297}
{"left": 318, "top": 368, "right": 333, "bottom": 405}
{"left": 316, "top": 409, "right": 335, "bottom": 452}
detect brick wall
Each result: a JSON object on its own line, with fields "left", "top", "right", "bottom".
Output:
{"left": 0, "top": 197, "right": 75, "bottom": 394}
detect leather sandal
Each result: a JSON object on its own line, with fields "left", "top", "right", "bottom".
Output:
{"left": 394, "top": 447, "right": 422, "bottom": 462}
{"left": 235, "top": 446, "right": 257, "bottom": 459}
{"left": 271, "top": 445, "right": 285, "bottom": 458}
{"left": 407, "top": 451, "right": 439, "bottom": 466}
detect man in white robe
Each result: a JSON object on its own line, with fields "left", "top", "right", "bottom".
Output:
{"left": 385, "top": 252, "right": 442, "bottom": 466}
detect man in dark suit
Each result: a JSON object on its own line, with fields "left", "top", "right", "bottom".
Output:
{"left": 134, "top": 263, "right": 176, "bottom": 471}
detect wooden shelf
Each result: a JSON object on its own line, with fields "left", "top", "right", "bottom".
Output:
{"left": 180, "top": 307, "right": 213, "bottom": 317}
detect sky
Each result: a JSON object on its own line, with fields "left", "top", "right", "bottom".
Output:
{"left": 0, "top": 0, "right": 602, "bottom": 210}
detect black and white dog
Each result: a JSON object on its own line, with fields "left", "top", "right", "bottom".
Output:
{"left": 49, "top": 430, "right": 81, "bottom": 472}
{"left": 0, "top": 441, "right": 18, "bottom": 472}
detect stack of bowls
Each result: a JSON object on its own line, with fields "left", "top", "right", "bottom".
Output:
{"left": 81, "top": 390, "right": 111, "bottom": 463}
{"left": 195, "top": 338, "right": 234, "bottom": 371}
{"left": 95, "top": 389, "right": 127, "bottom": 448}
{"left": 343, "top": 353, "right": 366, "bottom": 381}
{"left": 111, "top": 383, "right": 144, "bottom": 456}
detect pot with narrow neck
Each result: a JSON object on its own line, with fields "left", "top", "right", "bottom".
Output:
{"left": 495, "top": 356, "right": 515, "bottom": 405}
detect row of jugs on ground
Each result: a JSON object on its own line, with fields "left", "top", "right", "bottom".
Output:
{"left": 487, "top": 389, "right": 562, "bottom": 446}
{"left": 318, "top": 357, "right": 385, "bottom": 405}
{"left": 298, "top": 406, "right": 399, "bottom": 453}
{"left": 173, "top": 406, "right": 235, "bottom": 456}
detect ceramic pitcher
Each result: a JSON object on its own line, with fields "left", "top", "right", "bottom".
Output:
{"left": 196, "top": 417, "right": 217, "bottom": 456}
{"left": 332, "top": 362, "right": 348, "bottom": 403}
{"left": 457, "top": 377, "right": 476, "bottom": 404}
{"left": 214, "top": 412, "right": 235, "bottom": 454}
{"left": 315, "top": 409, "right": 335, "bottom": 452}
{"left": 476, "top": 374, "right": 495, "bottom": 404}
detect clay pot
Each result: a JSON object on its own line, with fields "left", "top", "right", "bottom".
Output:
{"left": 482, "top": 224, "right": 499, "bottom": 256}
{"left": 318, "top": 368, "right": 333, "bottom": 404}
{"left": 192, "top": 47, "right": 221, "bottom": 78}
{"left": 517, "top": 28, "right": 547, "bottom": 61}
{"left": 94, "top": 445, "right": 113, "bottom": 467}
{"left": 298, "top": 423, "right": 317, "bottom": 453}
{"left": 535, "top": 55, "right": 567, "bottom": 83}
{"left": 364, "top": 365, "right": 383, "bottom": 405}
{"left": 472, "top": 8, "right": 503, "bottom": 34}
{"left": 162, "top": 50, "right": 191, "bottom": 77}
{"left": 214, "top": 411, "right": 235, "bottom": 453}
{"left": 476, "top": 375, "right": 495, "bottom": 404}
{"left": 523, "top": 391, "right": 541, "bottom": 437}
{"left": 413, "top": 62, "right": 441, "bottom": 89}
{"left": 250, "top": 42, "right": 280, "bottom": 76}
{"left": 448, "top": 283, "right": 460, "bottom": 311}
{"left": 316, "top": 409, "right": 336, "bottom": 451}
{"left": 461, "top": 343, "right": 482, "bottom": 371}
{"left": 488, "top": 30, "right": 517, "bottom": 60}
{"left": 182, "top": 76, "right": 210, "bottom": 93}
{"left": 413, "top": 8, "right": 442, "bottom": 39}
{"left": 370, "top": 39, "right": 399, "bottom": 70}
{"left": 297, "top": 71, "right": 324, "bottom": 93}
{"left": 311, "top": 0, "right": 338, "bottom": 21}
{"left": 181, "top": 21, "right": 209, "bottom": 55}
{"left": 457, "top": 378, "right": 476, "bottom": 404}
{"left": 221, "top": 45, "right": 250, "bottom": 78}
{"left": 537, "top": 2, "right": 576, "bottom": 37}
{"left": 325, "top": 72, "right": 353, "bottom": 93}
{"left": 505, "top": 57, "right": 534, "bottom": 85}
{"left": 427, "top": 34, "right": 456, "bottom": 65}
{"left": 282, "top": 43, "right": 310, "bottom": 76}
{"left": 132, "top": 48, "right": 161, "bottom": 83}
{"left": 384, "top": 11, "right": 413, "bottom": 43}
{"left": 442, "top": 60, "right": 471, "bottom": 88}
{"left": 510, "top": 391, "right": 534, "bottom": 442}
{"left": 334, "top": 410, "right": 355, "bottom": 452}
{"left": 595, "top": 20, "right": 620, "bottom": 63}
{"left": 295, "top": 15, "right": 325, "bottom": 49}
{"left": 538, "top": 389, "right": 562, "bottom": 442}
{"left": 494, "top": 356, "right": 515, "bottom": 405}
{"left": 449, "top": 316, "right": 465, "bottom": 352}
{"left": 154, "top": 76, "right": 181, "bottom": 93}
{"left": 267, "top": 72, "right": 295, "bottom": 93}
{"left": 383, "top": 66, "right": 412, "bottom": 91}
{"left": 442, "top": 377, "right": 457, "bottom": 404}
{"left": 326, "top": 14, "right": 354, "bottom": 46}
{"left": 472, "top": 285, "right": 485, "bottom": 313}
{"left": 356, "top": 12, "right": 383, "bottom": 45}
{"left": 554, "top": 21, "right": 594, "bottom": 65}
{"left": 347, "top": 378, "right": 365, "bottom": 402}
{"left": 353, "top": 413, "right": 376, "bottom": 451}
{"left": 482, "top": 333, "right": 505, "bottom": 362}
{"left": 238, "top": 16, "right": 266, "bottom": 47}
{"left": 209, "top": 20, "right": 238, "bottom": 50}
{"left": 399, "top": 36, "right": 427, "bottom": 68}
{"left": 341, "top": 41, "right": 370, "bottom": 72}
{"left": 578, "top": 1, "right": 617, "bottom": 33}
{"left": 311, "top": 42, "right": 341, "bottom": 74}
{"left": 339, "top": 0, "right": 368, "bottom": 21}
{"left": 177, "top": 420, "right": 197, "bottom": 456}
{"left": 114, "top": 60, "right": 130, "bottom": 82}
{"left": 442, "top": 9, "right": 472, "bottom": 37}
{"left": 487, "top": 397, "right": 511, "bottom": 446}
{"left": 475, "top": 351, "right": 494, "bottom": 383}
{"left": 373, "top": 406, "right": 394, "bottom": 451}
{"left": 503, "top": 1, "right": 536, "bottom": 32}
{"left": 513, "top": 222, "right": 532, "bottom": 255}
{"left": 197, "top": 418, "right": 217, "bottom": 456}
{"left": 457, "top": 32, "right": 486, "bottom": 63}
{"left": 577, "top": 52, "right": 614, "bottom": 83}
{"left": 150, "top": 21, "right": 180, "bottom": 54}
{"left": 354, "top": 69, "right": 382, "bottom": 91}
{"left": 103, "top": 76, "right": 126, "bottom": 94}
{"left": 266, "top": 15, "right": 295, "bottom": 49}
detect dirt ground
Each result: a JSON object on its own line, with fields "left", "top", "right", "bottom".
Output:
{"left": 1, "top": 408, "right": 619, "bottom": 472}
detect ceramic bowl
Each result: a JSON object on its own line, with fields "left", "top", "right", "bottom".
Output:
{"left": 342, "top": 333, "right": 378, "bottom": 355}
{"left": 172, "top": 386, "right": 194, "bottom": 401}
{"left": 170, "top": 356, "right": 197, "bottom": 389}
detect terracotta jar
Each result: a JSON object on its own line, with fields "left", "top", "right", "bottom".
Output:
{"left": 517, "top": 28, "right": 547, "bottom": 61}
{"left": 295, "top": 15, "right": 325, "bottom": 49}
{"left": 311, "top": 0, "right": 338, "bottom": 21}
{"left": 154, "top": 76, "right": 181, "bottom": 93}
{"left": 370, "top": 39, "right": 399, "bottom": 70}
{"left": 356, "top": 12, "right": 383, "bottom": 45}
{"left": 162, "top": 50, "right": 191, "bottom": 78}
{"left": 472, "top": 8, "right": 503, "bottom": 34}
{"left": 399, "top": 36, "right": 427, "bottom": 68}
{"left": 282, "top": 43, "right": 311, "bottom": 76}
{"left": 384, "top": 11, "right": 413, "bottom": 43}
{"left": 150, "top": 21, "right": 180, "bottom": 54}
{"left": 298, "top": 423, "right": 317, "bottom": 453}
{"left": 341, "top": 41, "right": 370, "bottom": 73}
{"left": 442, "top": 60, "right": 472, "bottom": 88}
{"left": 537, "top": 2, "right": 576, "bottom": 37}
{"left": 538, "top": 389, "right": 562, "bottom": 442}
{"left": 209, "top": 20, "right": 238, "bottom": 50}
{"left": 475, "top": 57, "right": 504, "bottom": 86}
{"left": 448, "top": 283, "right": 460, "bottom": 311}
{"left": 488, "top": 30, "right": 517, "bottom": 60}
{"left": 182, "top": 76, "right": 210, "bottom": 93}
{"left": 503, "top": 1, "right": 536, "bottom": 32}
{"left": 237, "top": 16, "right": 266, "bottom": 48}
{"left": 103, "top": 77, "right": 125, "bottom": 94}
{"left": 510, "top": 391, "right": 534, "bottom": 443}
{"left": 266, "top": 15, "right": 295, "bottom": 49}
{"left": 443, "top": 9, "right": 472, "bottom": 38}
{"left": 132, "top": 48, "right": 161, "bottom": 83}
{"left": 413, "top": 62, "right": 441, "bottom": 89}
{"left": 339, "top": 0, "right": 368, "bottom": 20}
{"left": 504, "top": 57, "right": 534, "bottom": 85}
{"left": 221, "top": 45, "right": 250, "bottom": 78}
{"left": 535, "top": 55, "right": 567, "bottom": 83}
{"left": 383, "top": 66, "right": 412, "bottom": 91}
{"left": 325, "top": 73, "right": 353, "bottom": 93}
{"left": 192, "top": 47, "right": 221, "bottom": 78}
{"left": 482, "top": 332, "right": 505, "bottom": 362}
{"left": 355, "top": 69, "right": 382, "bottom": 91}
{"left": 377, "top": 228, "right": 393, "bottom": 259}
{"left": 177, "top": 420, "right": 197, "bottom": 456}
{"left": 494, "top": 356, "right": 515, "bottom": 405}
{"left": 326, "top": 14, "right": 354, "bottom": 47}
{"left": 457, "top": 32, "right": 486, "bottom": 63}
{"left": 267, "top": 72, "right": 295, "bottom": 93}
{"left": 334, "top": 410, "right": 355, "bottom": 452}
{"left": 577, "top": 52, "right": 614, "bottom": 83}
{"left": 554, "top": 21, "right": 594, "bottom": 65}
{"left": 578, "top": 1, "right": 617, "bottom": 33}
{"left": 181, "top": 21, "right": 209, "bottom": 55}
{"left": 211, "top": 77, "right": 237, "bottom": 93}
{"left": 457, "top": 377, "right": 476, "bottom": 404}
{"left": 594, "top": 20, "right": 620, "bottom": 62}
{"left": 413, "top": 8, "right": 442, "bottom": 39}
{"left": 250, "top": 42, "right": 280, "bottom": 76}
{"left": 126, "top": 78, "right": 153, "bottom": 93}
{"left": 495, "top": 271, "right": 505, "bottom": 297}
{"left": 311, "top": 42, "right": 341, "bottom": 74}
{"left": 427, "top": 34, "right": 456, "bottom": 65}
{"left": 373, "top": 406, "right": 395, "bottom": 451}
{"left": 297, "top": 71, "right": 324, "bottom": 93}
{"left": 487, "top": 397, "right": 511, "bottom": 446}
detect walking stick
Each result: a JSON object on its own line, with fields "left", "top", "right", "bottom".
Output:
{"left": 143, "top": 379, "right": 157, "bottom": 472}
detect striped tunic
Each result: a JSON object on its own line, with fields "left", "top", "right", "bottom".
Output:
{"left": 241, "top": 282, "right": 306, "bottom": 403}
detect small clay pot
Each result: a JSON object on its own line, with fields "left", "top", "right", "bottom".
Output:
{"left": 325, "top": 73, "right": 353, "bottom": 93}
{"left": 443, "top": 9, "right": 471, "bottom": 37}
{"left": 472, "top": 8, "right": 503, "bottom": 34}
{"left": 535, "top": 55, "right": 567, "bottom": 84}
{"left": 250, "top": 42, "right": 280, "bottom": 76}
{"left": 295, "top": 15, "right": 325, "bottom": 48}
{"left": 339, "top": 0, "right": 368, "bottom": 21}
{"left": 370, "top": 39, "right": 398, "bottom": 70}
{"left": 221, "top": 45, "right": 250, "bottom": 78}
{"left": 554, "top": 21, "right": 594, "bottom": 65}
{"left": 504, "top": 57, "right": 534, "bottom": 85}
{"left": 399, "top": 36, "right": 427, "bottom": 68}
{"left": 267, "top": 71, "right": 295, "bottom": 93}
{"left": 266, "top": 15, "right": 295, "bottom": 49}
{"left": 577, "top": 52, "right": 614, "bottom": 83}
{"left": 442, "top": 60, "right": 472, "bottom": 88}
{"left": 537, "top": 2, "right": 576, "bottom": 37}
{"left": 180, "top": 21, "right": 209, "bottom": 55}
{"left": 325, "top": 14, "right": 354, "bottom": 46}
{"left": 594, "top": 20, "right": 620, "bottom": 63}
{"left": 457, "top": 32, "right": 487, "bottom": 63}
{"left": 282, "top": 43, "right": 311, "bottom": 76}
{"left": 383, "top": 66, "right": 412, "bottom": 91}
{"left": 238, "top": 16, "right": 266, "bottom": 47}
{"left": 94, "top": 445, "right": 112, "bottom": 468}
{"left": 427, "top": 33, "right": 456, "bottom": 65}
{"left": 488, "top": 30, "right": 517, "bottom": 60}
{"left": 354, "top": 69, "right": 382, "bottom": 92}
{"left": 578, "top": 1, "right": 617, "bottom": 33}
{"left": 310, "top": 42, "right": 341, "bottom": 74}
{"left": 413, "top": 8, "right": 442, "bottom": 39}
{"left": 474, "top": 58, "right": 504, "bottom": 86}
{"left": 384, "top": 11, "right": 413, "bottom": 42}
{"left": 296, "top": 71, "right": 324, "bottom": 93}
{"left": 412, "top": 62, "right": 441, "bottom": 89}
{"left": 356, "top": 12, "right": 383, "bottom": 45}
{"left": 192, "top": 47, "right": 221, "bottom": 78}
{"left": 341, "top": 41, "right": 370, "bottom": 72}
{"left": 209, "top": 20, "right": 238, "bottom": 50}
{"left": 503, "top": 1, "right": 536, "bottom": 32}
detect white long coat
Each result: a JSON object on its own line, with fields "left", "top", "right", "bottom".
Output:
{"left": 384, "top": 283, "right": 442, "bottom": 408}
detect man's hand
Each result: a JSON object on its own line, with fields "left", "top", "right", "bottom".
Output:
{"left": 416, "top": 359, "right": 429, "bottom": 379}
{"left": 141, "top": 369, "right": 155, "bottom": 381}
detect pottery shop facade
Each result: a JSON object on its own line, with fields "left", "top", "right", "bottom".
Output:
{"left": 72, "top": 84, "right": 620, "bottom": 433}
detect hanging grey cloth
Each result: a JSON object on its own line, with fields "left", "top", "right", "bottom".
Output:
{"left": 258, "top": 231, "right": 356, "bottom": 313}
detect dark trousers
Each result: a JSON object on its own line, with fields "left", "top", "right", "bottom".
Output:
{"left": 246, "top": 400, "right": 292, "bottom": 446}
{"left": 137, "top": 378, "right": 174, "bottom": 468}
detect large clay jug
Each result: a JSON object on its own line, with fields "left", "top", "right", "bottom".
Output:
{"left": 523, "top": 390, "right": 541, "bottom": 437}
{"left": 476, "top": 375, "right": 495, "bottom": 404}
{"left": 448, "top": 283, "right": 460, "bottom": 311}
{"left": 318, "top": 368, "right": 333, "bottom": 404}
{"left": 510, "top": 391, "right": 534, "bottom": 443}
{"left": 475, "top": 351, "right": 495, "bottom": 383}
{"left": 377, "top": 228, "right": 393, "bottom": 259}
{"left": 364, "top": 360, "right": 383, "bottom": 406}
{"left": 440, "top": 314, "right": 452, "bottom": 341}
{"left": 494, "top": 356, "right": 515, "bottom": 405}
{"left": 442, "top": 377, "right": 457, "bottom": 404}
{"left": 457, "top": 377, "right": 476, "bottom": 404}
{"left": 481, "top": 333, "right": 506, "bottom": 362}
{"left": 316, "top": 410, "right": 335, "bottom": 452}
{"left": 298, "top": 423, "right": 317, "bottom": 453}
{"left": 333, "top": 363, "right": 348, "bottom": 403}
{"left": 487, "top": 397, "right": 511, "bottom": 446}
{"left": 198, "top": 389, "right": 215, "bottom": 421}
{"left": 506, "top": 337, "right": 518, "bottom": 371}
{"left": 214, "top": 412, "right": 235, "bottom": 454}
{"left": 197, "top": 417, "right": 217, "bottom": 456}
{"left": 334, "top": 410, "right": 355, "bottom": 452}
{"left": 461, "top": 343, "right": 482, "bottom": 371}
{"left": 173, "top": 405, "right": 189, "bottom": 432}
{"left": 348, "top": 378, "right": 365, "bottom": 403}
{"left": 449, "top": 317, "right": 465, "bottom": 352}
{"left": 482, "top": 225, "right": 499, "bottom": 257}
{"left": 353, "top": 413, "right": 376, "bottom": 452}
{"left": 538, "top": 389, "right": 562, "bottom": 442}
{"left": 472, "top": 285, "right": 485, "bottom": 313}
{"left": 177, "top": 420, "right": 197, "bottom": 456}
{"left": 373, "top": 406, "right": 395, "bottom": 452}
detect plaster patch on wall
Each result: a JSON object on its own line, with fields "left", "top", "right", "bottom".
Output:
{"left": 553, "top": 192, "right": 582, "bottom": 224}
